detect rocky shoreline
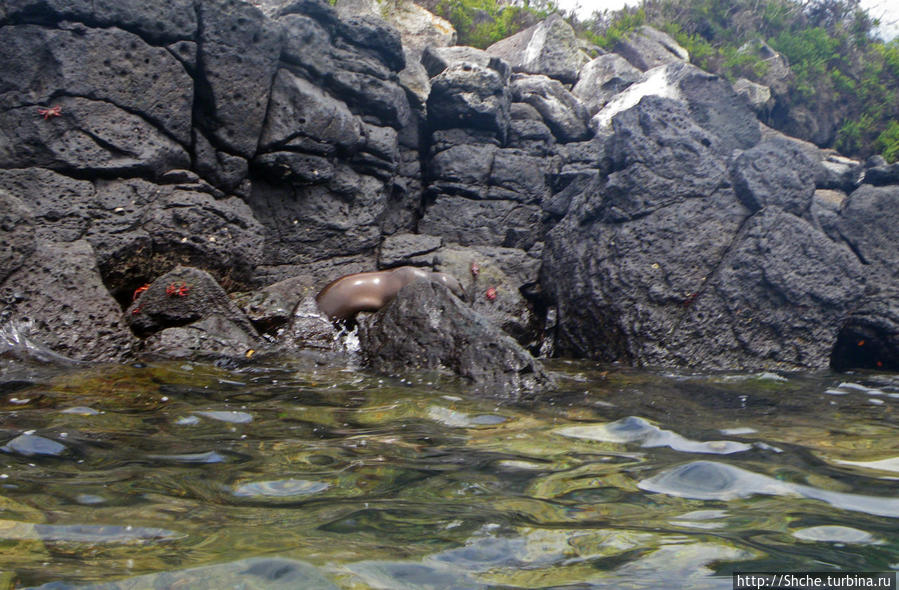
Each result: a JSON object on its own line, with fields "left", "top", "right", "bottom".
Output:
{"left": 1, "top": 0, "right": 897, "bottom": 394}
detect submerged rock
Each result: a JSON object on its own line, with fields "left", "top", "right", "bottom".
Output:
{"left": 358, "top": 280, "right": 554, "bottom": 398}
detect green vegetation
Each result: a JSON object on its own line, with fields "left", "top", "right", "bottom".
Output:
{"left": 432, "top": 0, "right": 557, "bottom": 48}
{"left": 572, "top": 0, "right": 899, "bottom": 161}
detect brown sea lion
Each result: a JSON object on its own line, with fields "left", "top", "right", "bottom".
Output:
{"left": 315, "top": 266, "right": 466, "bottom": 320}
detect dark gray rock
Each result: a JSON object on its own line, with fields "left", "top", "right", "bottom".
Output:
{"left": 128, "top": 267, "right": 260, "bottom": 360}
{"left": 358, "top": 280, "right": 553, "bottom": 398}
{"left": 0, "top": 190, "right": 36, "bottom": 285}
{"left": 602, "top": 96, "right": 728, "bottom": 221}
{"left": 0, "top": 96, "right": 190, "bottom": 176}
{"left": 671, "top": 210, "right": 866, "bottom": 370}
{"left": 2, "top": 0, "right": 197, "bottom": 43}
{"left": 730, "top": 138, "right": 818, "bottom": 216}
{"left": 593, "top": 63, "right": 760, "bottom": 154}
{"left": 485, "top": 14, "right": 587, "bottom": 84}
{"left": 233, "top": 275, "right": 315, "bottom": 334}
{"left": 378, "top": 233, "right": 444, "bottom": 268}
{"left": 863, "top": 162, "right": 899, "bottom": 186}
{"left": 253, "top": 151, "right": 334, "bottom": 185}
{"left": 836, "top": 184, "right": 899, "bottom": 275}
{"left": 86, "top": 178, "right": 264, "bottom": 296}
{"left": 0, "top": 168, "right": 95, "bottom": 243}
{"left": 0, "top": 24, "right": 193, "bottom": 144}
{"left": 193, "top": 130, "right": 250, "bottom": 195}
{"left": 196, "top": 0, "right": 282, "bottom": 158}
{"left": 508, "top": 118, "right": 556, "bottom": 155}
{"left": 431, "top": 243, "right": 544, "bottom": 349}
{"left": 421, "top": 46, "right": 510, "bottom": 81}
{"left": 732, "top": 78, "right": 772, "bottom": 114}
{"left": 0, "top": 239, "right": 134, "bottom": 362}
{"left": 572, "top": 53, "right": 642, "bottom": 115}
{"left": 259, "top": 69, "right": 363, "bottom": 154}
{"left": 418, "top": 196, "right": 542, "bottom": 250}
{"left": 1, "top": 433, "right": 68, "bottom": 457}
{"left": 818, "top": 153, "right": 863, "bottom": 192}
{"left": 614, "top": 25, "right": 689, "bottom": 71}
{"left": 427, "top": 62, "right": 510, "bottom": 140}
{"left": 336, "top": 15, "right": 405, "bottom": 72}
{"left": 510, "top": 74, "right": 591, "bottom": 143}
{"left": 246, "top": 173, "right": 385, "bottom": 271}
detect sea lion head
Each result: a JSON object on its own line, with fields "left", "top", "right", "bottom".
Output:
{"left": 432, "top": 272, "right": 466, "bottom": 301}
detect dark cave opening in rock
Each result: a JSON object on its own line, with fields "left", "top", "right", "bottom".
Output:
{"left": 831, "top": 321, "right": 899, "bottom": 372}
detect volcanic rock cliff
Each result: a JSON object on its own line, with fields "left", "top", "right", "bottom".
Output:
{"left": 1, "top": 0, "right": 897, "bottom": 374}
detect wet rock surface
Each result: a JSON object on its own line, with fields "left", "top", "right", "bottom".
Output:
{"left": 359, "top": 280, "right": 554, "bottom": 398}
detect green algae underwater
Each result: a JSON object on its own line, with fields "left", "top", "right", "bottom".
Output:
{"left": 0, "top": 357, "right": 897, "bottom": 589}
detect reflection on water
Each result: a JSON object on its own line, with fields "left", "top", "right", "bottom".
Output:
{"left": 0, "top": 358, "right": 897, "bottom": 589}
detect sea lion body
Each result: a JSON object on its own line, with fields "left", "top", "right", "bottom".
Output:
{"left": 316, "top": 266, "right": 465, "bottom": 320}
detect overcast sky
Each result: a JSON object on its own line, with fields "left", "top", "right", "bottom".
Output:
{"left": 556, "top": 0, "right": 899, "bottom": 40}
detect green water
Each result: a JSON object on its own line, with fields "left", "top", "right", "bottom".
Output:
{"left": 0, "top": 357, "right": 897, "bottom": 589}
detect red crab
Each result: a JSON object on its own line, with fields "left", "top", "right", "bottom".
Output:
{"left": 166, "top": 282, "right": 190, "bottom": 297}
{"left": 132, "top": 284, "right": 150, "bottom": 301}
{"left": 485, "top": 286, "right": 497, "bottom": 301}
{"left": 37, "top": 105, "right": 62, "bottom": 120}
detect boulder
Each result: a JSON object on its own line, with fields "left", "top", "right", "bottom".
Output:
{"left": 572, "top": 53, "right": 642, "bottom": 115}
{"left": 418, "top": 196, "right": 542, "bottom": 250}
{"left": 128, "top": 266, "right": 260, "bottom": 358}
{"left": 863, "top": 161, "right": 899, "bottom": 186}
{"left": 733, "top": 78, "right": 772, "bottom": 114}
{"left": 259, "top": 69, "right": 364, "bottom": 154}
{"left": 358, "top": 280, "right": 553, "bottom": 398}
{"left": 729, "top": 138, "right": 818, "bottom": 216}
{"left": 594, "top": 62, "right": 761, "bottom": 154}
{"left": 0, "top": 239, "right": 134, "bottom": 362}
{"left": 246, "top": 172, "right": 386, "bottom": 273}
{"left": 836, "top": 184, "right": 899, "bottom": 276}
{"left": 378, "top": 233, "right": 444, "bottom": 268}
{"left": 510, "top": 74, "right": 591, "bottom": 142}
{"left": 543, "top": 94, "right": 866, "bottom": 371}
{"left": 431, "top": 243, "right": 544, "bottom": 348}
{"left": 427, "top": 62, "right": 510, "bottom": 140}
{"left": 335, "top": 0, "right": 456, "bottom": 58}
{"left": 614, "top": 25, "right": 689, "bottom": 71}
{"left": 232, "top": 275, "right": 315, "bottom": 334}
{"left": 485, "top": 13, "right": 588, "bottom": 84}
{"left": 336, "top": 15, "right": 405, "bottom": 72}
{"left": 421, "top": 46, "right": 510, "bottom": 81}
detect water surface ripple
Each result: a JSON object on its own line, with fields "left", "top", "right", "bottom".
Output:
{"left": 0, "top": 359, "right": 896, "bottom": 588}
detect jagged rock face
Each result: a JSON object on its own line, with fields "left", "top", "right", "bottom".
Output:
{"left": 594, "top": 63, "right": 761, "bottom": 154}
{"left": 543, "top": 96, "right": 868, "bottom": 371}
{"left": 0, "top": 239, "right": 135, "bottom": 362}
{"left": 1, "top": 2, "right": 898, "bottom": 373}
{"left": 573, "top": 53, "right": 642, "bottom": 115}
{"left": 614, "top": 25, "right": 689, "bottom": 71}
{"left": 427, "top": 62, "right": 511, "bottom": 140}
{"left": 358, "top": 280, "right": 554, "bottom": 398}
{"left": 485, "top": 13, "right": 588, "bottom": 84}
{"left": 510, "top": 74, "right": 591, "bottom": 143}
